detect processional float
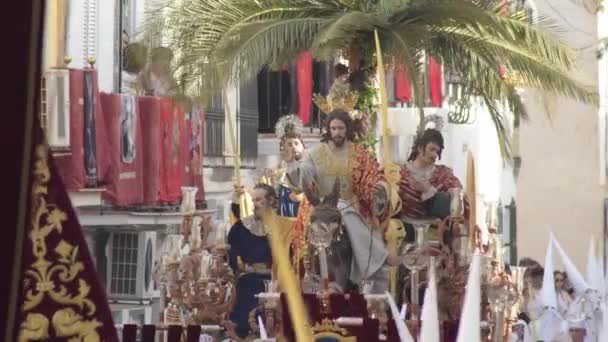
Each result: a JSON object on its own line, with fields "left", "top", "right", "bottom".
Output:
{"left": 154, "top": 53, "right": 532, "bottom": 342}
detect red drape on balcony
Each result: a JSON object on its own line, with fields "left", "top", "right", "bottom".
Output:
{"left": 395, "top": 65, "right": 412, "bottom": 103}
{"left": 159, "top": 98, "right": 184, "bottom": 203}
{"left": 54, "top": 68, "right": 110, "bottom": 191}
{"left": 429, "top": 56, "right": 443, "bottom": 106}
{"left": 100, "top": 93, "right": 144, "bottom": 205}
{"left": 183, "top": 104, "right": 205, "bottom": 202}
{"left": 138, "top": 96, "right": 161, "bottom": 204}
{"left": 296, "top": 50, "right": 313, "bottom": 124}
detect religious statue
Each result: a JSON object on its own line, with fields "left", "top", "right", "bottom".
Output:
{"left": 398, "top": 128, "right": 469, "bottom": 240}
{"left": 285, "top": 109, "right": 401, "bottom": 294}
{"left": 260, "top": 115, "right": 307, "bottom": 218}
{"left": 226, "top": 183, "right": 294, "bottom": 338}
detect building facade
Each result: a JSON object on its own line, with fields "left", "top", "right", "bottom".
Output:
{"left": 516, "top": 0, "right": 603, "bottom": 269}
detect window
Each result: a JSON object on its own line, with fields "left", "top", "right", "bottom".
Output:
{"left": 110, "top": 232, "right": 139, "bottom": 296}
{"left": 83, "top": 0, "right": 98, "bottom": 66}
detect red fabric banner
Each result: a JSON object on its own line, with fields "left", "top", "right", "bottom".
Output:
{"left": 183, "top": 105, "right": 205, "bottom": 202}
{"left": 89, "top": 69, "right": 112, "bottom": 186}
{"left": 100, "top": 93, "right": 144, "bottom": 205}
{"left": 138, "top": 96, "right": 161, "bottom": 205}
{"left": 159, "top": 98, "right": 183, "bottom": 203}
{"left": 54, "top": 69, "right": 110, "bottom": 191}
{"left": 296, "top": 50, "right": 313, "bottom": 124}
{"left": 15, "top": 116, "right": 118, "bottom": 341}
{"left": 429, "top": 56, "right": 443, "bottom": 106}
{"left": 395, "top": 65, "right": 412, "bottom": 103}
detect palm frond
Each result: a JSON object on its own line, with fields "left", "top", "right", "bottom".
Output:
{"left": 142, "top": 0, "right": 598, "bottom": 158}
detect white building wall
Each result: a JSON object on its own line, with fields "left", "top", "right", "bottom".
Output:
{"left": 516, "top": 0, "right": 600, "bottom": 269}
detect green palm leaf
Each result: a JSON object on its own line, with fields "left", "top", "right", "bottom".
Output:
{"left": 143, "top": 0, "right": 598, "bottom": 159}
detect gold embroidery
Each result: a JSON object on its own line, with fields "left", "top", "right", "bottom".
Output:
{"left": 18, "top": 313, "right": 49, "bottom": 342}
{"left": 19, "top": 144, "right": 102, "bottom": 341}
{"left": 310, "top": 144, "right": 359, "bottom": 199}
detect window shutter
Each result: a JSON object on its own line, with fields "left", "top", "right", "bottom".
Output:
{"left": 83, "top": 0, "right": 98, "bottom": 65}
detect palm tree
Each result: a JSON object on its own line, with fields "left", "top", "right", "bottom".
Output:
{"left": 144, "top": 0, "right": 597, "bottom": 157}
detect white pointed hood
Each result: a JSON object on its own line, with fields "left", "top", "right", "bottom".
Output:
{"left": 533, "top": 234, "right": 566, "bottom": 341}
{"left": 456, "top": 251, "right": 481, "bottom": 342}
{"left": 419, "top": 258, "right": 439, "bottom": 342}
{"left": 553, "top": 233, "right": 590, "bottom": 295}
{"left": 587, "top": 236, "right": 603, "bottom": 292}
{"left": 540, "top": 234, "right": 557, "bottom": 309}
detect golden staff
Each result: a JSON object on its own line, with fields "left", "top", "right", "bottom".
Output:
{"left": 466, "top": 150, "right": 476, "bottom": 239}
{"left": 261, "top": 209, "right": 312, "bottom": 341}
{"left": 374, "top": 29, "right": 405, "bottom": 298}
{"left": 223, "top": 91, "right": 253, "bottom": 220}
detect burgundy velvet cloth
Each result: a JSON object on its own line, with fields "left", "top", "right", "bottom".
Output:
{"left": 385, "top": 319, "right": 459, "bottom": 342}
{"left": 54, "top": 68, "right": 111, "bottom": 190}
{"left": 14, "top": 116, "right": 118, "bottom": 340}
{"left": 100, "top": 93, "right": 144, "bottom": 205}
{"left": 296, "top": 50, "right": 313, "bottom": 124}
{"left": 141, "top": 325, "right": 157, "bottom": 341}
{"left": 159, "top": 98, "right": 183, "bottom": 203}
{"left": 185, "top": 325, "right": 202, "bottom": 342}
{"left": 280, "top": 293, "right": 379, "bottom": 341}
{"left": 122, "top": 324, "right": 138, "bottom": 341}
{"left": 429, "top": 56, "right": 443, "bottom": 106}
{"left": 138, "top": 96, "right": 161, "bottom": 204}
{"left": 167, "top": 325, "right": 183, "bottom": 342}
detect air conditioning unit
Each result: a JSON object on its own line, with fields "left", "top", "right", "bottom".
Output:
{"left": 42, "top": 69, "right": 70, "bottom": 149}
{"left": 107, "top": 231, "right": 159, "bottom": 300}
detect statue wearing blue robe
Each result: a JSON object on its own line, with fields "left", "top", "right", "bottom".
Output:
{"left": 227, "top": 203, "right": 272, "bottom": 338}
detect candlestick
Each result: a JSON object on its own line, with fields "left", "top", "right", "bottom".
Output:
{"left": 200, "top": 252, "right": 212, "bottom": 279}
{"left": 319, "top": 248, "right": 329, "bottom": 281}
{"left": 191, "top": 216, "right": 202, "bottom": 249}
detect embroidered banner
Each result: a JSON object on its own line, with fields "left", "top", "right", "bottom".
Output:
{"left": 16, "top": 116, "right": 118, "bottom": 341}
{"left": 159, "top": 98, "right": 183, "bottom": 203}
{"left": 184, "top": 104, "right": 205, "bottom": 202}
{"left": 54, "top": 69, "right": 111, "bottom": 191}
{"left": 138, "top": 96, "right": 161, "bottom": 205}
{"left": 101, "top": 93, "right": 144, "bottom": 205}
